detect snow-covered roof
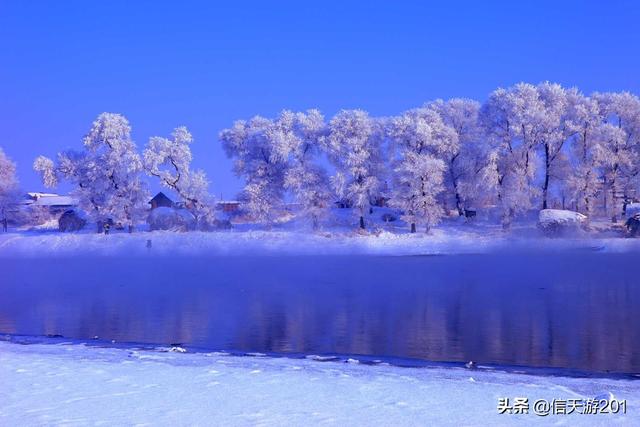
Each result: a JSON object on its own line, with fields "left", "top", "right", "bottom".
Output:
{"left": 26, "top": 192, "right": 59, "bottom": 199}
{"left": 23, "top": 193, "right": 78, "bottom": 207}
{"left": 33, "top": 195, "right": 77, "bottom": 206}
{"left": 149, "top": 192, "right": 174, "bottom": 205}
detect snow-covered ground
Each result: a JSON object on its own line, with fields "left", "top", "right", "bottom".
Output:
{"left": 3, "top": 206, "right": 638, "bottom": 257}
{"left": 1, "top": 341, "right": 638, "bottom": 426}
{"left": 1, "top": 224, "right": 639, "bottom": 257}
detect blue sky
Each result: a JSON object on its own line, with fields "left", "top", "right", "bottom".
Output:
{"left": 1, "top": 1, "right": 639, "bottom": 197}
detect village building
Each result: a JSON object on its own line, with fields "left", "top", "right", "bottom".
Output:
{"left": 149, "top": 192, "right": 241, "bottom": 214}
{"left": 216, "top": 200, "right": 240, "bottom": 213}
{"left": 149, "top": 192, "right": 175, "bottom": 210}
{"left": 21, "top": 192, "right": 78, "bottom": 215}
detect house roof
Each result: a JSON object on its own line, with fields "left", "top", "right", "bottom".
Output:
{"left": 22, "top": 193, "right": 78, "bottom": 207}
{"left": 149, "top": 192, "right": 174, "bottom": 205}
{"left": 26, "top": 192, "right": 59, "bottom": 199}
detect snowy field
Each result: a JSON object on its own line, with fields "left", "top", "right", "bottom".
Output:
{"left": 1, "top": 341, "right": 639, "bottom": 426}
{"left": 1, "top": 223, "right": 640, "bottom": 257}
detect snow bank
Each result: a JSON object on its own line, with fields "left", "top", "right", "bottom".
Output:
{"left": 538, "top": 209, "right": 587, "bottom": 226}
{"left": 2, "top": 226, "right": 640, "bottom": 257}
{"left": 0, "top": 228, "right": 489, "bottom": 257}
{"left": 0, "top": 341, "right": 638, "bottom": 426}
{"left": 538, "top": 209, "right": 588, "bottom": 237}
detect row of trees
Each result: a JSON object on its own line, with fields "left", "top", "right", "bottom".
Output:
{"left": 221, "top": 83, "right": 640, "bottom": 231}
{"left": 1, "top": 82, "right": 639, "bottom": 233}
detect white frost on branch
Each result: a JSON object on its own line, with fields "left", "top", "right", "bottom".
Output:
{"left": 33, "top": 113, "right": 149, "bottom": 231}
{"left": 326, "top": 109, "right": 384, "bottom": 229}
{"left": 144, "top": 126, "right": 215, "bottom": 229}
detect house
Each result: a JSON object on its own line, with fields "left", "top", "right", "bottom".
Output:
{"left": 370, "top": 196, "right": 389, "bottom": 207}
{"left": 216, "top": 200, "right": 241, "bottom": 213}
{"left": 149, "top": 192, "right": 174, "bottom": 210}
{"left": 22, "top": 192, "right": 78, "bottom": 214}
{"left": 334, "top": 199, "right": 352, "bottom": 209}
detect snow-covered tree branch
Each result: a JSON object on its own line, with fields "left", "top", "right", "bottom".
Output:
{"left": 143, "top": 126, "right": 215, "bottom": 229}
{"left": 33, "top": 113, "right": 149, "bottom": 232}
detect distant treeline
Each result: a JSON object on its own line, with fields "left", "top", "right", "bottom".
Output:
{"left": 1, "top": 82, "right": 639, "bottom": 233}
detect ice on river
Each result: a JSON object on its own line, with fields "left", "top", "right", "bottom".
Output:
{"left": 0, "top": 341, "right": 638, "bottom": 426}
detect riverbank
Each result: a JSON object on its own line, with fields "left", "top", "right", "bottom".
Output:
{"left": 1, "top": 341, "right": 638, "bottom": 426}
{"left": 1, "top": 224, "right": 639, "bottom": 257}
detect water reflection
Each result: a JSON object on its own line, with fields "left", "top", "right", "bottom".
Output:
{"left": 1, "top": 253, "right": 638, "bottom": 373}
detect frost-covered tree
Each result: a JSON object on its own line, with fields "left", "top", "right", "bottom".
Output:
{"left": 387, "top": 108, "right": 455, "bottom": 232}
{"left": 592, "top": 92, "right": 640, "bottom": 222}
{"left": 33, "top": 113, "right": 149, "bottom": 232}
{"left": 480, "top": 84, "right": 542, "bottom": 228}
{"left": 427, "top": 99, "right": 482, "bottom": 215}
{"left": 535, "top": 82, "right": 578, "bottom": 209}
{"left": 565, "top": 91, "right": 603, "bottom": 216}
{"left": 220, "top": 116, "right": 288, "bottom": 225}
{"left": 269, "top": 110, "right": 331, "bottom": 228}
{"left": 214, "top": 83, "right": 640, "bottom": 228}
{"left": 393, "top": 154, "right": 445, "bottom": 233}
{"left": 326, "top": 110, "right": 384, "bottom": 229}
{"left": 221, "top": 110, "right": 331, "bottom": 228}
{"left": 143, "top": 127, "right": 215, "bottom": 229}
{"left": 0, "top": 148, "right": 21, "bottom": 232}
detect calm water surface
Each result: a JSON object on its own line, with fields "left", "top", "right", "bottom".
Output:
{"left": 1, "top": 253, "right": 638, "bottom": 374}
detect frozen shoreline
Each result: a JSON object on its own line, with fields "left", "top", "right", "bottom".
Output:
{"left": 1, "top": 227, "right": 640, "bottom": 257}
{"left": 1, "top": 341, "right": 639, "bottom": 426}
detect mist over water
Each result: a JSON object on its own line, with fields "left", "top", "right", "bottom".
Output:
{"left": 1, "top": 252, "right": 638, "bottom": 374}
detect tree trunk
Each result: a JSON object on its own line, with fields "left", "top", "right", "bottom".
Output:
{"left": 501, "top": 209, "right": 513, "bottom": 230}
{"left": 425, "top": 224, "right": 430, "bottom": 234}
{"left": 542, "top": 142, "right": 550, "bottom": 210}
{"left": 2, "top": 218, "right": 7, "bottom": 232}
{"left": 410, "top": 223, "right": 416, "bottom": 233}
{"left": 128, "top": 224, "right": 134, "bottom": 233}
{"left": 585, "top": 197, "right": 590, "bottom": 216}
{"left": 603, "top": 176, "right": 608, "bottom": 217}
{"left": 359, "top": 215, "right": 365, "bottom": 229}
{"left": 449, "top": 162, "right": 463, "bottom": 216}
{"left": 454, "top": 191, "right": 463, "bottom": 216}
{"left": 611, "top": 187, "right": 618, "bottom": 223}
{"left": 610, "top": 167, "right": 619, "bottom": 223}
